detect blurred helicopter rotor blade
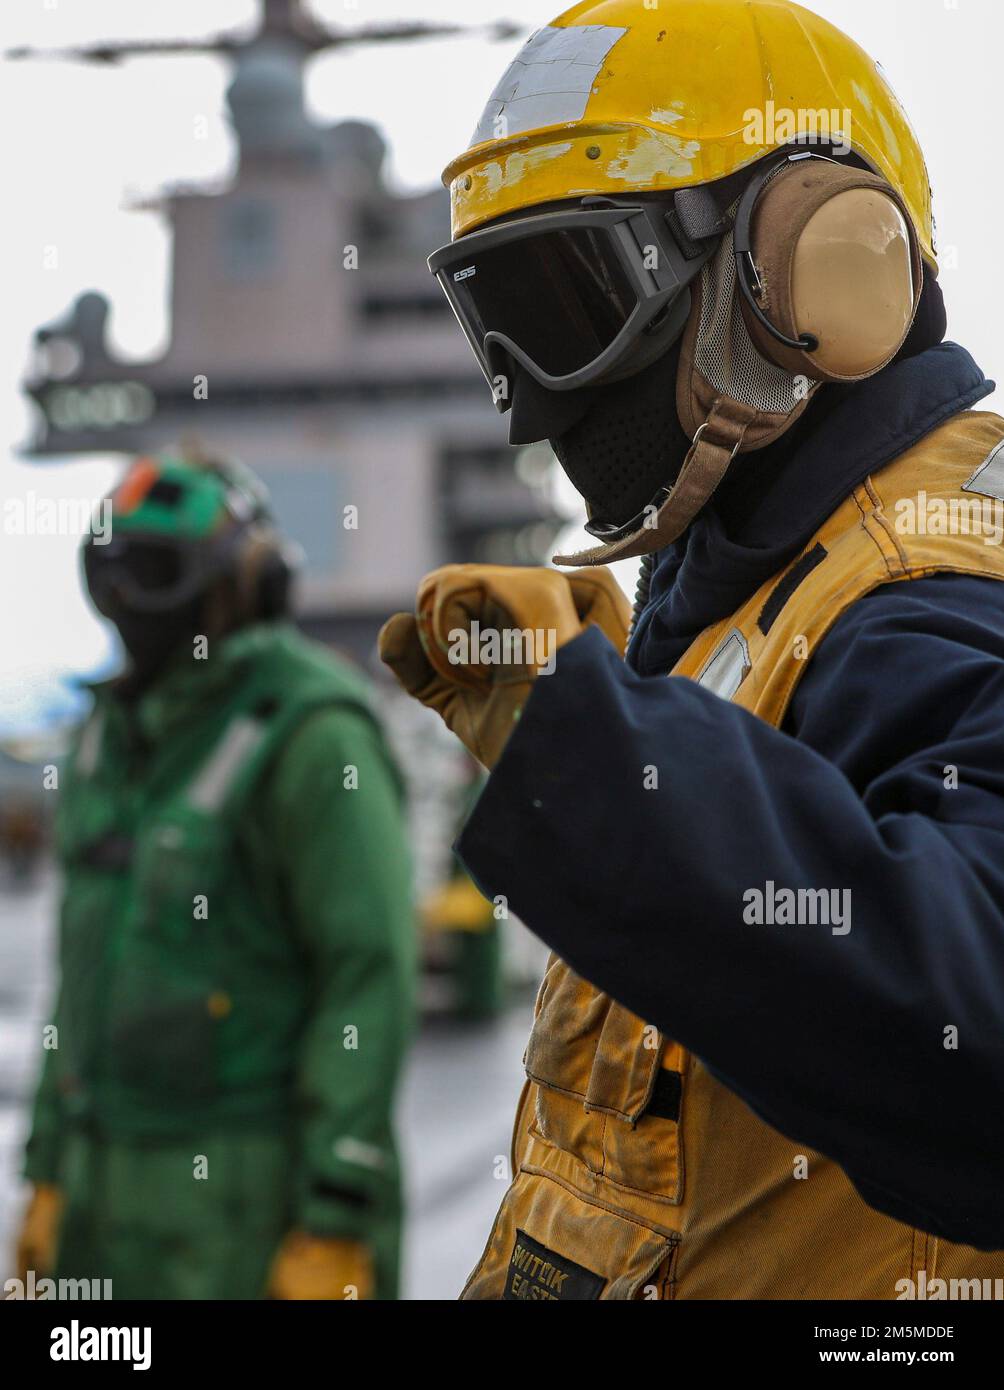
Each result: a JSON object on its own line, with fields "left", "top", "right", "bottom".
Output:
{"left": 312, "top": 20, "right": 525, "bottom": 48}
{"left": 4, "top": 39, "right": 242, "bottom": 63}
{"left": 5, "top": 18, "right": 523, "bottom": 65}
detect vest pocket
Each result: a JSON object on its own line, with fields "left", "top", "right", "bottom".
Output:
{"left": 525, "top": 959, "right": 684, "bottom": 1203}
{"left": 104, "top": 815, "right": 230, "bottom": 1103}
{"left": 526, "top": 962, "right": 658, "bottom": 1119}
{"left": 462, "top": 1168, "right": 678, "bottom": 1301}
{"left": 524, "top": 956, "right": 610, "bottom": 1100}
{"left": 105, "top": 970, "right": 220, "bottom": 1101}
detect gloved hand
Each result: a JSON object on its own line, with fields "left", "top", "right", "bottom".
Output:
{"left": 380, "top": 564, "right": 630, "bottom": 768}
{"left": 567, "top": 565, "right": 634, "bottom": 655}
{"left": 266, "top": 1231, "right": 374, "bottom": 1300}
{"left": 15, "top": 1183, "right": 64, "bottom": 1283}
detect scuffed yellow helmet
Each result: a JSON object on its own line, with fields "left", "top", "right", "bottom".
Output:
{"left": 444, "top": 0, "right": 936, "bottom": 268}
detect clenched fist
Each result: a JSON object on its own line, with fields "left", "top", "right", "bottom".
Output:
{"left": 379, "top": 565, "right": 630, "bottom": 768}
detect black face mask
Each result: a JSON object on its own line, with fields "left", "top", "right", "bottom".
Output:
{"left": 545, "top": 338, "right": 691, "bottom": 530}
{"left": 111, "top": 596, "right": 206, "bottom": 697}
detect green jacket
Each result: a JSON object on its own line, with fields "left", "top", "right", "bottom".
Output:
{"left": 24, "top": 622, "right": 415, "bottom": 1239}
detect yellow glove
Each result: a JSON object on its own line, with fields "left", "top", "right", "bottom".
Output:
{"left": 15, "top": 1184, "right": 64, "bottom": 1284}
{"left": 380, "top": 564, "right": 630, "bottom": 769}
{"left": 422, "top": 876, "right": 494, "bottom": 934}
{"left": 565, "top": 566, "right": 634, "bottom": 656}
{"left": 266, "top": 1232, "right": 374, "bottom": 1300}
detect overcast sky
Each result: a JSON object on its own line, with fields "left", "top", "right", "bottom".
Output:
{"left": 1, "top": 0, "right": 1000, "bottom": 736}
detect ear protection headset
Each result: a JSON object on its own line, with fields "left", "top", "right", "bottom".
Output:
{"left": 200, "top": 458, "right": 301, "bottom": 623}
{"left": 733, "top": 149, "right": 923, "bottom": 383}
{"left": 232, "top": 516, "right": 300, "bottom": 622}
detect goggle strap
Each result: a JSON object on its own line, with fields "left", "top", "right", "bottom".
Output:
{"left": 674, "top": 164, "right": 751, "bottom": 241}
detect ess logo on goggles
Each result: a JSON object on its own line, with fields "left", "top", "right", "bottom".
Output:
{"left": 428, "top": 196, "right": 719, "bottom": 410}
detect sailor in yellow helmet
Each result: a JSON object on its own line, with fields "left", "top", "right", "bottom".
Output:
{"left": 382, "top": 0, "right": 1004, "bottom": 1298}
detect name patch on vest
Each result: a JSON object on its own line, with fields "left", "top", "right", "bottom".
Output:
{"left": 504, "top": 1230, "right": 605, "bottom": 1301}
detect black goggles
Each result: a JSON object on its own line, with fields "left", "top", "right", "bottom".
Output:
{"left": 428, "top": 196, "right": 720, "bottom": 409}
{"left": 83, "top": 529, "right": 244, "bottom": 618}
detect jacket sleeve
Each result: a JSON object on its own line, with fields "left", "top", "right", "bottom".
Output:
{"left": 456, "top": 573, "right": 1004, "bottom": 1249}
{"left": 23, "top": 728, "right": 85, "bottom": 1187}
{"left": 22, "top": 1025, "right": 64, "bottom": 1185}
{"left": 264, "top": 703, "right": 416, "bottom": 1239}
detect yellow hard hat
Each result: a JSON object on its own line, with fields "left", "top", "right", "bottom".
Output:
{"left": 444, "top": 0, "right": 936, "bottom": 268}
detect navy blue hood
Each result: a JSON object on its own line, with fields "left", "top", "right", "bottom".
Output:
{"left": 628, "top": 341, "right": 994, "bottom": 677}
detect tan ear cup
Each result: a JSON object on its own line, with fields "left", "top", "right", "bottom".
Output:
{"left": 235, "top": 524, "right": 277, "bottom": 620}
{"left": 740, "top": 163, "right": 922, "bottom": 383}
{"left": 202, "top": 522, "right": 275, "bottom": 632}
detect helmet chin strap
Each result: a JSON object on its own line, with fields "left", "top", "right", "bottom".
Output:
{"left": 552, "top": 397, "right": 757, "bottom": 567}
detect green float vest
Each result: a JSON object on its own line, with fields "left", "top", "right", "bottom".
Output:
{"left": 52, "top": 623, "right": 381, "bottom": 1138}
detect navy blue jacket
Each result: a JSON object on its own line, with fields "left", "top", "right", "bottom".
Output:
{"left": 457, "top": 342, "right": 1004, "bottom": 1250}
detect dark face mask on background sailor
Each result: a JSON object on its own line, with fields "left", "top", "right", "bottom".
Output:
{"left": 110, "top": 595, "right": 207, "bottom": 694}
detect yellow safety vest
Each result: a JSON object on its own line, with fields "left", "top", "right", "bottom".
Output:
{"left": 463, "top": 410, "right": 1004, "bottom": 1300}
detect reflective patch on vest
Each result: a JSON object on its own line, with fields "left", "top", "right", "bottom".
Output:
{"left": 332, "top": 1136, "right": 386, "bottom": 1172}
{"left": 504, "top": 1230, "right": 605, "bottom": 1301}
{"left": 186, "top": 716, "right": 267, "bottom": 813}
{"left": 696, "top": 628, "right": 750, "bottom": 700}
{"left": 963, "top": 438, "right": 1004, "bottom": 500}
{"left": 76, "top": 710, "right": 104, "bottom": 778}
{"left": 470, "top": 25, "right": 628, "bottom": 146}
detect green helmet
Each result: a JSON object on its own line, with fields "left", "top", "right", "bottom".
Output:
{"left": 83, "top": 454, "right": 296, "bottom": 618}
